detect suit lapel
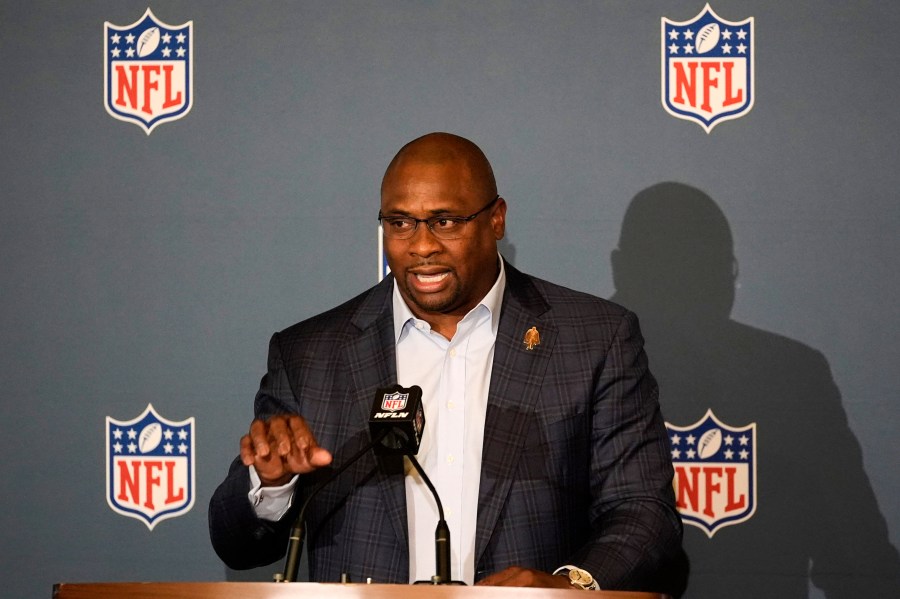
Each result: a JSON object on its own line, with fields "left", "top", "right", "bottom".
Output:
{"left": 343, "top": 276, "right": 409, "bottom": 551}
{"left": 475, "top": 264, "right": 557, "bottom": 564}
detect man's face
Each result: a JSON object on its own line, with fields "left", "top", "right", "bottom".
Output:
{"left": 380, "top": 159, "right": 505, "bottom": 324}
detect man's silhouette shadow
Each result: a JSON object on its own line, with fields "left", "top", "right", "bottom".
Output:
{"left": 610, "top": 182, "right": 900, "bottom": 597}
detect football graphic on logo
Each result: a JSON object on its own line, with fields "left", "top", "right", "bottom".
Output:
{"left": 136, "top": 26, "right": 161, "bottom": 57}
{"left": 695, "top": 23, "right": 720, "bottom": 54}
{"left": 138, "top": 422, "right": 163, "bottom": 453}
{"left": 697, "top": 428, "right": 723, "bottom": 459}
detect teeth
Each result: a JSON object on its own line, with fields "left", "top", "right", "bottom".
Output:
{"left": 416, "top": 272, "right": 449, "bottom": 283}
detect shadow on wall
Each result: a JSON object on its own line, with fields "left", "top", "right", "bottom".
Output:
{"left": 609, "top": 182, "right": 900, "bottom": 598}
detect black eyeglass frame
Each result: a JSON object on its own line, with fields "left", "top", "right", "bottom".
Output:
{"left": 377, "top": 194, "right": 501, "bottom": 240}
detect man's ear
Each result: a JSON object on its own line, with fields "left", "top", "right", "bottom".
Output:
{"left": 491, "top": 197, "right": 507, "bottom": 240}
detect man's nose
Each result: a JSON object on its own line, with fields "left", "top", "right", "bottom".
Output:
{"left": 408, "top": 221, "right": 443, "bottom": 256}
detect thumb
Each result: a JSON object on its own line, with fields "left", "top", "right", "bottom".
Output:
{"left": 309, "top": 447, "right": 333, "bottom": 467}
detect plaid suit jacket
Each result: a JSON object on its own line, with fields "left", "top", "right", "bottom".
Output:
{"left": 209, "top": 261, "right": 683, "bottom": 592}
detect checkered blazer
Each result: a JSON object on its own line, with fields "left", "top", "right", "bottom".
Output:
{"left": 209, "top": 261, "right": 683, "bottom": 592}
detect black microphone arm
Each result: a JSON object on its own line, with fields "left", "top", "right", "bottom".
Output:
{"left": 274, "top": 427, "right": 390, "bottom": 583}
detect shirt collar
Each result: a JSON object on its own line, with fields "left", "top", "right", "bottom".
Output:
{"left": 392, "top": 254, "right": 507, "bottom": 343}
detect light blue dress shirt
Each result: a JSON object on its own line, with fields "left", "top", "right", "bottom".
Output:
{"left": 393, "top": 258, "right": 506, "bottom": 585}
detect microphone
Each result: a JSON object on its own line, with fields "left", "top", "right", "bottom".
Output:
{"left": 368, "top": 386, "right": 463, "bottom": 585}
{"left": 276, "top": 384, "right": 462, "bottom": 585}
{"left": 275, "top": 425, "right": 390, "bottom": 582}
{"left": 408, "top": 454, "right": 463, "bottom": 585}
{"left": 275, "top": 384, "right": 426, "bottom": 583}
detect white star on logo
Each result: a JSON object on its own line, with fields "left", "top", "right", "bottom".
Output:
{"left": 724, "top": 449, "right": 734, "bottom": 460}
{"left": 739, "top": 449, "right": 749, "bottom": 460}
{"left": 736, "top": 29, "right": 747, "bottom": 40}
{"left": 722, "top": 44, "right": 732, "bottom": 54}
{"left": 125, "top": 33, "right": 135, "bottom": 45}
{"left": 176, "top": 46, "right": 186, "bottom": 58}
{"left": 671, "top": 449, "right": 682, "bottom": 459}
{"left": 739, "top": 435, "right": 749, "bottom": 446}
{"left": 162, "top": 47, "right": 172, "bottom": 58}
{"left": 177, "top": 429, "right": 188, "bottom": 440}
{"left": 737, "top": 43, "right": 747, "bottom": 54}
{"left": 178, "top": 443, "right": 188, "bottom": 454}
{"left": 686, "top": 435, "right": 696, "bottom": 445}
{"left": 162, "top": 33, "right": 172, "bottom": 44}
{"left": 683, "top": 45, "right": 694, "bottom": 54}
{"left": 110, "top": 34, "right": 121, "bottom": 45}
{"left": 683, "top": 29, "right": 694, "bottom": 40}
{"left": 127, "top": 442, "right": 137, "bottom": 453}
{"left": 125, "top": 47, "right": 135, "bottom": 58}
{"left": 668, "top": 30, "right": 679, "bottom": 40}
{"left": 671, "top": 434, "right": 681, "bottom": 445}
{"left": 164, "top": 443, "right": 174, "bottom": 454}
{"left": 176, "top": 32, "right": 186, "bottom": 44}
{"left": 164, "top": 429, "right": 174, "bottom": 440}
{"left": 113, "top": 429, "right": 123, "bottom": 440}
{"left": 127, "top": 428, "right": 137, "bottom": 440}
{"left": 722, "top": 29, "right": 732, "bottom": 40}
{"left": 113, "top": 442, "right": 123, "bottom": 453}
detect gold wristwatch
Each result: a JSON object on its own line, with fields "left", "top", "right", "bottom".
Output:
{"left": 553, "top": 565, "right": 600, "bottom": 590}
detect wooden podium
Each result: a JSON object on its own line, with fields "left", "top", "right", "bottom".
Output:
{"left": 53, "top": 582, "right": 670, "bottom": 599}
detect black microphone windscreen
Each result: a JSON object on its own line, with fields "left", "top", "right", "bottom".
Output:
{"left": 368, "top": 384, "right": 425, "bottom": 455}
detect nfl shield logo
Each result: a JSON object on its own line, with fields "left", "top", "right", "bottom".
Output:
{"left": 106, "top": 404, "right": 195, "bottom": 529}
{"left": 661, "top": 4, "right": 754, "bottom": 133}
{"left": 381, "top": 391, "right": 409, "bottom": 412}
{"left": 104, "top": 8, "right": 193, "bottom": 134}
{"left": 666, "top": 409, "right": 757, "bottom": 537}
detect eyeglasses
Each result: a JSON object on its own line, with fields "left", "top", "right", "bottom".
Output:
{"left": 378, "top": 195, "right": 500, "bottom": 240}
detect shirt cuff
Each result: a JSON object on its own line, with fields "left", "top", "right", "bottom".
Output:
{"left": 247, "top": 465, "right": 298, "bottom": 521}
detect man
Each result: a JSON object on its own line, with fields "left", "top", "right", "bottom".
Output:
{"left": 209, "top": 133, "right": 684, "bottom": 592}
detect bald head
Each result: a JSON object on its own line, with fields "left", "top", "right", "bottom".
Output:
{"left": 381, "top": 132, "right": 497, "bottom": 199}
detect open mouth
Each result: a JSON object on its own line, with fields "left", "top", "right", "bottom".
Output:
{"left": 415, "top": 272, "right": 449, "bottom": 284}
{"left": 410, "top": 270, "right": 451, "bottom": 292}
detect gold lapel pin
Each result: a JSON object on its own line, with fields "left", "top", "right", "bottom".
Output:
{"left": 523, "top": 326, "right": 541, "bottom": 350}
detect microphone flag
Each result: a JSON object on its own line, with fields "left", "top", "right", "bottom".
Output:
{"left": 369, "top": 384, "right": 425, "bottom": 455}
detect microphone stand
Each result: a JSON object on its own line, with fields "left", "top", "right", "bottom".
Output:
{"left": 274, "top": 428, "right": 390, "bottom": 582}
{"left": 408, "top": 454, "right": 465, "bottom": 585}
